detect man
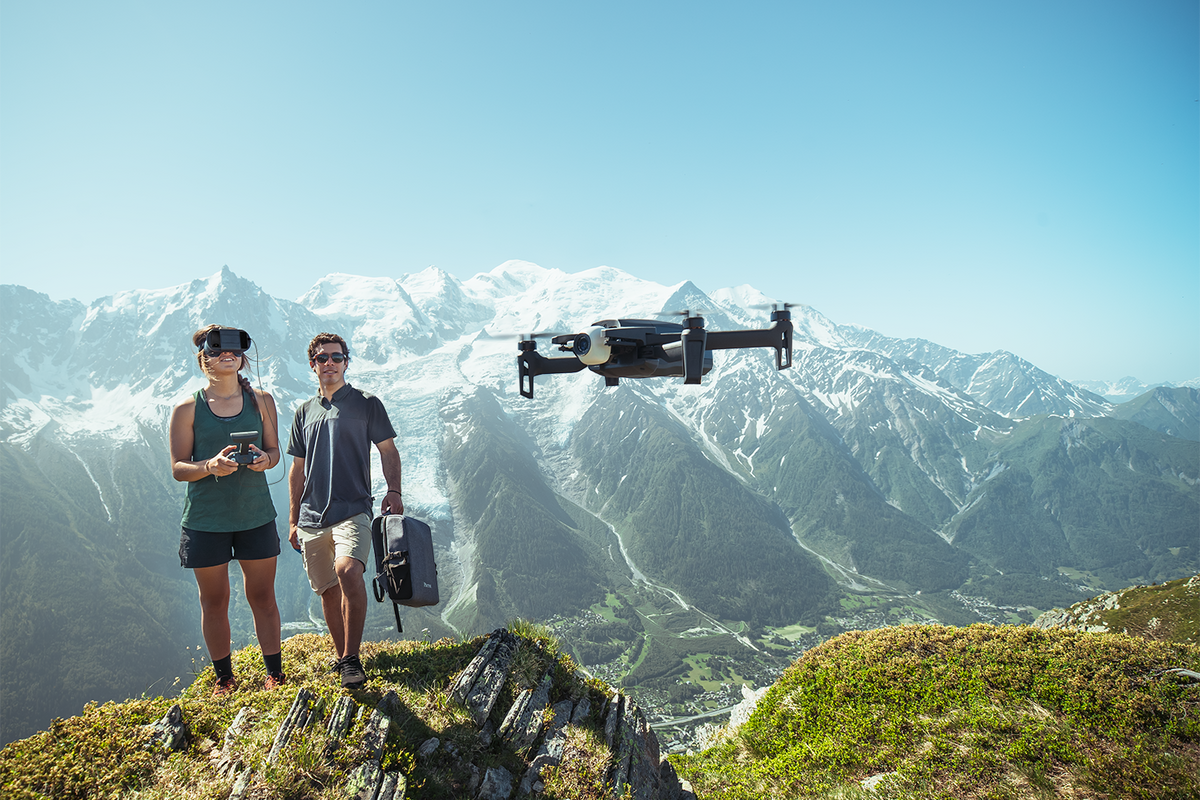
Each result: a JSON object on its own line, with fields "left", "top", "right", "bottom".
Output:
{"left": 287, "top": 332, "right": 403, "bottom": 688}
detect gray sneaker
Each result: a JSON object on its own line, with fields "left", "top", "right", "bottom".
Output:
{"left": 340, "top": 654, "right": 367, "bottom": 689}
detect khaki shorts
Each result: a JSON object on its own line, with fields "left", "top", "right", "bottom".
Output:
{"left": 296, "top": 513, "right": 372, "bottom": 594}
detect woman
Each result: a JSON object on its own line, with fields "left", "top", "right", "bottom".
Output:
{"left": 169, "top": 325, "right": 285, "bottom": 695}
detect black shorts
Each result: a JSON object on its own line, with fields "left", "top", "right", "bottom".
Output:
{"left": 179, "top": 520, "right": 281, "bottom": 569}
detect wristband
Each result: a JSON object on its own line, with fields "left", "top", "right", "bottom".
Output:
{"left": 386, "top": 489, "right": 401, "bottom": 496}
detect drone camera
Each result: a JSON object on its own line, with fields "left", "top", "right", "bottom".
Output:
{"left": 572, "top": 326, "right": 612, "bottom": 365}
{"left": 230, "top": 431, "right": 258, "bottom": 465}
{"left": 202, "top": 328, "right": 251, "bottom": 357}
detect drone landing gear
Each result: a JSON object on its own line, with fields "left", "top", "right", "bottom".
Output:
{"left": 518, "top": 339, "right": 588, "bottom": 399}
{"left": 605, "top": 377, "right": 619, "bottom": 387}
{"left": 680, "top": 316, "right": 707, "bottom": 385}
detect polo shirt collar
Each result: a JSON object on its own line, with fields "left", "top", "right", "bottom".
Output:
{"left": 319, "top": 382, "right": 354, "bottom": 408}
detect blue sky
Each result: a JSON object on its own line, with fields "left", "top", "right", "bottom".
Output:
{"left": 2, "top": 1, "right": 1196, "bottom": 384}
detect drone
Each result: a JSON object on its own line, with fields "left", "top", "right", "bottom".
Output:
{"left": 515, "top": 305, "right": 794, "bottom": 398}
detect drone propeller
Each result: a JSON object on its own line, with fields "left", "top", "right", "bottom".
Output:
{"left": 481, "top": 329, "right": 571, "bottom": 345}
{"left": 748, "top": 301, "right": 798, "bottom": 311}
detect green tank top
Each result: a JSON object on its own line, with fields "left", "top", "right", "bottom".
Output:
{"left": 180, "top": 389, "right": 277, "bottom": 533}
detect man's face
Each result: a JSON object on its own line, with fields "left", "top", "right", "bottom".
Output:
{"left": 310, "top": 342, "right": 348, "bottom": 389}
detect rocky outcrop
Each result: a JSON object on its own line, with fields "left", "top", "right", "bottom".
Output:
{"left": 442, "top": 628, "right": 689, "bottom": 799}
{"left": 1034, "top": 575, "right": 1200, "bottom": 644}
{"left": 163, "top": 628, "right": 691, "bottom": 800}
{"left": 1034, "top": 589, "right": 1125, "bottom": 633}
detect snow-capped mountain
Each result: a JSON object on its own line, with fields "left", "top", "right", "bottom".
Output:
{"left": 2, "top": 263, "right": 1197, "bottom": 745}
{"left": 1074, "top": 376, "right": 1200, "bottom": 404}
{"left": 839, "top": 326, "right": 1114, "bottom": 419}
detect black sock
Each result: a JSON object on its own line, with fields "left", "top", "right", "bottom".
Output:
{"left": 263, "top": 651, "right": 283, "bottom": 676}
{"left": 213, "top": 655, "right": 233, "bottom": 679}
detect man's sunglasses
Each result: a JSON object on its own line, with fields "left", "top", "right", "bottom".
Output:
{"left": 312, "top": 353, "right": 348, "bottom": 364}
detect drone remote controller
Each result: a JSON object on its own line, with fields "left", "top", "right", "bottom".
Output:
{"left": 230, "top": 431, "right": 258, "bottom": 465}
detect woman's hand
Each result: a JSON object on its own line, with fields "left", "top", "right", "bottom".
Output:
{"left": 246, "top": 444, "right": 272, "bottom": 472}
{"left": 205, "top": 445, "right": 239, "bottom": 477}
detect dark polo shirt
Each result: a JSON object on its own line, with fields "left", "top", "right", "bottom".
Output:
{"left": 287, "top": 383, "right": 396, "bottom": 528}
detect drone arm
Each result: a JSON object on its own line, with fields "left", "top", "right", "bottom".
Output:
{"left": 704, "top": 318, "right": 793, "bottom": 371}
{"left": 517, "top": 350, "right": 587, "bottom": 399}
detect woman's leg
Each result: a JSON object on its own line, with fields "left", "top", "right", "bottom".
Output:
{"left": 193, "top": 564, "right": 232, "bottom": 660}
{"left": 239, "top": 556, "right": 281, "bottom": 657}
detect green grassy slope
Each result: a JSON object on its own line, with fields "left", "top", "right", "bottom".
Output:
{"left": 673, "top": 624, "right": 1199, "bottom": 799}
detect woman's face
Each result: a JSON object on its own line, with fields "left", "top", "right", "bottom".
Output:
{"left": 201, "top": 349, "right": 244, "bottom": 377}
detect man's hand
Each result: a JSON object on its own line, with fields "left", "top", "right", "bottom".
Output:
{"left": 288, "top": 523, "right": 302, "bottom": 553}
{"left": 381, "top": 491, "right": 404, "bottom": 516}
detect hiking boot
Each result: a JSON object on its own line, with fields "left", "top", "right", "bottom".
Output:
{"left": 213, "top": 675, "right": 238, "bottom": 697}
{"left": 264, "top": 672, "right": 287, "bottom": 690}
{"left": 339, "top": 654, "right": 367, "bottom": 689}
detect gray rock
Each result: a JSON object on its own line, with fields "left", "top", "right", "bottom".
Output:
{"left": 726, "top": 684, "right": 768, "bottom": 735}
{"left": 477, "top": 765, "right": 515, "bottom": 800}
{"left": 603, "top": 698, "right": 679, "bottom": 800}
{"left": 216, "top": 706, "right": 254, "bottom": 778}
{"left": 465, "top": 631, "right": 519, "bottom": 727}
{"left": 345, "top": 758, "right": 384, "bottom": 800}
{"left": 223, "top": 706, "right": 254, "bottom": 754}
{"left": 570, "top": 694, "right": 591, "bottom": 726}
{"left": 625, "top": 703, "right": 662, "bottom": 800}
{"left": 504, "top": 672, "right": 553, "bottom": 752}
{"left": 656, "top": 754, "right": 686, "bottom": 800}
{"left": 517, "top": 699, "right": 575, "bottom": 795}
{"left": 418, "top": 737, "right": 440, "bottom": 758}
{"left": 861, "top": 772, "right": 897, "bottom": 792}
{"left": 267, "top": 688, "right": 316, "bottom": 765}
{"left": 228, "top": 767, "right": 255, "bottom": 800}
{"left": 362, "top": 690, "right": 402, "bottom": 759}
{"left": 602, "top": 690, "right": 622, "bottom": 751}
{"left": 378, "top": 770, "right": 408, "bottom": 800}
{"left": 609, "top": 698, "right": 636, "bottom": 796}
{"left": 146, "top": 704, "right": 189, "bottom": 752}
{"left": 326, "top": 695, "right": 357, "bottom": 745}
{"left": 498, "top": 687, "right": 532, "bottom": 743}
{"left": 468, "top": 764, "right": 483, "bottom": 794}
{"left": 450, "top": 631, "right": 502, "bottom": 703}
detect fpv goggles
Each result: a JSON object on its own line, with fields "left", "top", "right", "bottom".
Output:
{"left": 200, "top": 328, "right": 252, "bottom": 357}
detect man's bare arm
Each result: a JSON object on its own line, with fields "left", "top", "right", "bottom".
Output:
{"left": 377, "top": 438, "right": 403, "bottom": 515}
{"left": 288, "top": 456, "right": 306, "bottom": 551}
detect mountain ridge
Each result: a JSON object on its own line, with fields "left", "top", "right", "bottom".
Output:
{"left": 1, "top": 264, "right": 1197, "bottom": 747}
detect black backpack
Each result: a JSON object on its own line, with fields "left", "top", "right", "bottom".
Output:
{"left": 370, "top": 514, "right": 440, "bottom": 633}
